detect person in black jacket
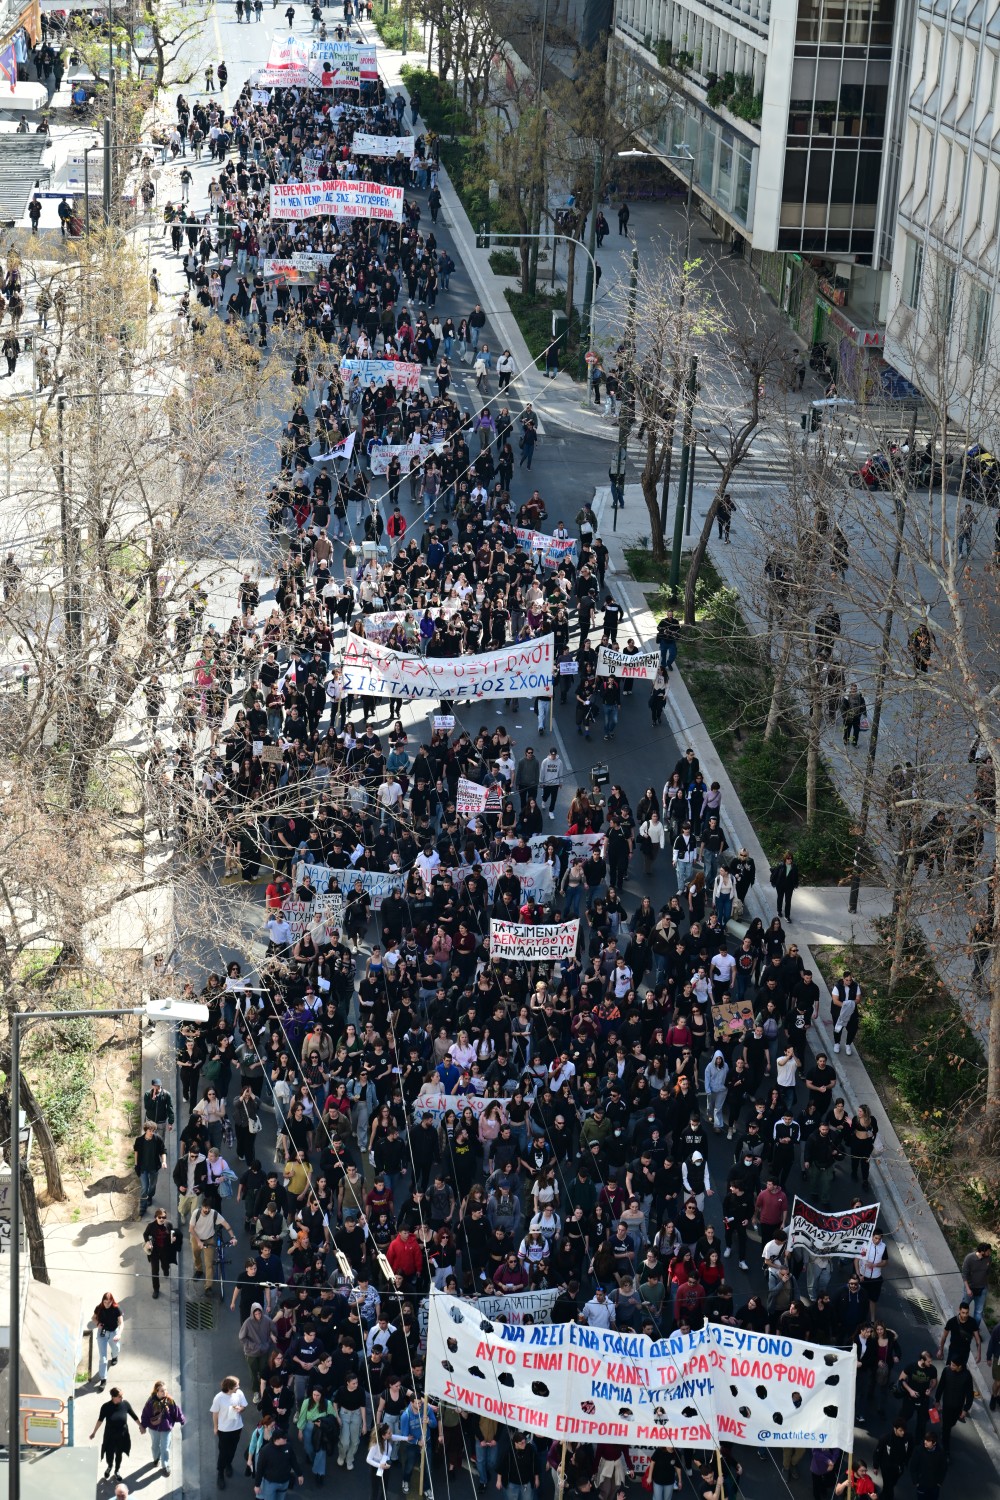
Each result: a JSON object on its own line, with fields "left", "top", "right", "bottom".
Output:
{"left": 498, "top": 1431, "right": 539, "bottom": 1494}
{"left": 769, "top": 850, "right": 801, "bottom": 921}
{"left": 254, "top": 1427, "right": 304, "bottom": 1493}
{"left": 143, "top": 1079, "right": 175, "bottom": 1129}
{"left": 938, "top": 1358, "right": 974, "bottom": 1454}
{"left": 909, "top": 1433, "right": 946, "bottom": 1500}
{"left": 873, "top": 1420, "right": 912, "bottom": 1500}
{"left": 142, "top": 1209, "right": 181, "bottom": 1298}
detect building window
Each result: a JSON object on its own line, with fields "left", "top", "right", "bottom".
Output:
{"left": 966, "top": 282, "right": 992, "bottom": 360}
{"left": 940, "top": 263, "right": 957, "bottom": 330}
{"left": 902, "top": 234, "right": 924, "bottom": 309}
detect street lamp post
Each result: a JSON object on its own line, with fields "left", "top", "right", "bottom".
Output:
{"left": 8, "top": 998, "right": 208, "bottom": 1500}
{"left": 669, "top": 354, "right": 698, "bottom": 597}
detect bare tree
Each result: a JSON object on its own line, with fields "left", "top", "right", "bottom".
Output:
{"left": 609, "top": 251, "right": 725, "bottom": 562}
{"left": 682, "top": 278, "right": 790, "bottom": 625}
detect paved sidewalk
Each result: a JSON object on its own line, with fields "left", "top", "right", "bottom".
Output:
{"left": 45, "top": 1026, "right": 187, "bottom": 1497}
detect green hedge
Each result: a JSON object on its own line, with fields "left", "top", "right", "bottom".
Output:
{"left": 505, "top": 289, "right": 582, "bottom": 370}
{"left": 399, "top": 64, "right": 469, "bottom": 136}
{"left": 372, "top": 1, "right": 420, "bottom": 50}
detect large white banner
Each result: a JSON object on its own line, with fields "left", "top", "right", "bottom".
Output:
{"left": 261, "top": 35, "right": 377, "bottom": 87}
{"left": 309, "top": 37, "right": 378, "bottom": 85}
{"left": 270, "top": 180, "right": 404, "bottom": 222}
{"left": 514, "top": 527, "right": 578, "bottom": 569}
{"left": 412, "top": 1091, "right": 503, "bottom": 1125}
{"left": 425, "top": 1294, "right": 855, "bottom": 1449}
{"left": 291, "top": 857, "right": 554, "bottom": 910}
{"left": 352, "top": 132, "right": 415, "bottom": 156}
{"left": 597, "top": 645, "right": 660, "bottom": 680}
{"left": 787, "top": 1199, "right": 880, "bottom": 1259}
{"left": 296, "top": 862, "right": 405, "bottom": 910}
{"left": 363, "top": 602, "right": 460, "bottom": 644}
{"left": 342, "top": 634, "right": 554, "bottom": 702}
{"left": 370, "top": 440, "right": 443, "bottom": 476}
{"left": 517, "top": 832, "right": 604, "bottom": 864}
{"left": 261, "top": 253, "right": 330, "bottom": 281}
{"left": 490, "top": 919, "right": 578, "bottom": 960}
{"left": 340, "top": 358, "right": 422, "bottom": 392}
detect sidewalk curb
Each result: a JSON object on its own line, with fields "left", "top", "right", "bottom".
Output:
{"left": 594, "top": 487, "right": 1000, "bottom": 1472}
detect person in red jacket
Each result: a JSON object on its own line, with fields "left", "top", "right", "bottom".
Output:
{"left": 386, "top": 1225, "right": 423, "bottom": 1288}
{"left": 386, "top": 506, "right": 407, "bottom": 558}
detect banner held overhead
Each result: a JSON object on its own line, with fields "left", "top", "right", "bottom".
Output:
{"left": 424, "top": 1292, "right": 856, "bottom": 1449}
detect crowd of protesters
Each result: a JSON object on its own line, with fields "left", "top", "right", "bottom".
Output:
{"left": 113, "top": 34, "right": 1000, "bottom": 1500}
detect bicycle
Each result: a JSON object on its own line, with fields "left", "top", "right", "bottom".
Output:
{"left": 214, "top": 1226, "right": 231, "bottom": 1302}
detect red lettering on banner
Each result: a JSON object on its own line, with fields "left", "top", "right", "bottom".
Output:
{"left": 523, "top": 1352, "right": 563, "bottom": 1370}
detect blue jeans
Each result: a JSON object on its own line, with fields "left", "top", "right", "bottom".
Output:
{"left": 703, "top": 852, "right": 719, "bottom": 889}
{"left": 562, "top": 884, "right": 583, "bottom": 918}
{"left": 96, "top": 1327, "right": 120, "bottom": 1380}
{"left": 400, "top": 1443, "right": 425, "bottom": 1489}
{"left": 260, "top": 1484, "right": 289, "bottom": 1500}
{"left": 476, "top": 1440, "right": 498, "bottom": 1487}
{"left": 603, "top": 704, "right": 618, "bottom": 736}
{"left": 338, "top": 1407, "right": 363, "bottom": 1465}
{"left": 139, "top": 1168, "right": 159, "bottom": 1211}
{"left": 715, "top": 894, "right": 733, "bottom": 926}
{"left": 653, "top": 1484, "right": 675, "bottom": 1500}
{"left": 150, "top": 1429, "right": 173, "bottom": 1467}
{"left": 968, "top": 1287, "right": 988, "bottom": 1323}
{"left": 507, "top": 1485, "right": 532, "bottom": 1500}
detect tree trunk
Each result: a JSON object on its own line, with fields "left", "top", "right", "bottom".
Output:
{"left": 0, "top": 1089, "right": 49, "bottom": 1285}
{"left": 640, "top": 468, "right": 667, "bottom": 563}
{"left": 806, "top": 677, "right": 821, "bottom": 827}
{"left": 564, "top": 238, "right": 578, "bottom": 323}
{"left": 889, "top": 844, "right": 917, "bottom": 993}
{"left": 683, "top": 491, "right": 719, "bottom": 626}
{"left": 21, "top": 1072, "right": 66, "bottom": 1203}
{"left": 21, "top": 1170, "right": 49, "bottom": 1284}
{"left": 764, "top": 631, "right": 792, "bottom": 743}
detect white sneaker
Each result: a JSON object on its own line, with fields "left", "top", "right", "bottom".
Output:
{"left": 403, "top": 1484, "right": 410, "bottom": 1493}
{"left": 845, "top": 1044, "right": 853, "bottom": 1056}
{"left": 549, "top": 811, "right": 555, "bottom": 820}
{"left": 347, "top": 1462, "right": 355, "bottom": 1471}
{"left": 739, "top": 1260, "right": 749, "bottom": 1271}
{"left": 338, "top": 1458, "right": 346, "bottom": 1467}
{"left": 723, "top": 1247, "right": 731, "bottom": 1257}
{"left": 833, "top": 1042, "right": 840, "bottom": 1053}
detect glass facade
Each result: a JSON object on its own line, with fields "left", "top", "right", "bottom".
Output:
{"left": 779, "top": 0, "right": 897, "bottom": 255}
{"left": 614, "top": 39, "right": 758, "bottom": 229}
